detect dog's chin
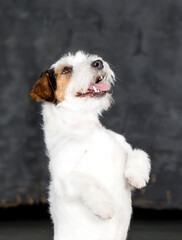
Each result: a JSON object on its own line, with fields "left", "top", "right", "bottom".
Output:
{"left": 64, "top": 92, "right": 113, "bottom": 116}
{"left": 90, "top": 92, "right": 113, "bottom": 114}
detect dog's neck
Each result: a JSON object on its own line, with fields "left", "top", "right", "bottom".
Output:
{"left": 42, "top": 102, "right": 102, "bottom": 141}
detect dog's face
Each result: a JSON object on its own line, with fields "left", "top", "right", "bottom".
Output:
{"left": 30, "top": 51, "right": 115, "bottom": 113}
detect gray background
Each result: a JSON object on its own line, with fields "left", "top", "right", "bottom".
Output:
{"left": 0, "top": 0, "right": 182, "bottom": 209}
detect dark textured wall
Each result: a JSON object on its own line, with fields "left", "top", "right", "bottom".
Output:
{"left": 0, "top": 0, "right": 182, "bottom": 209}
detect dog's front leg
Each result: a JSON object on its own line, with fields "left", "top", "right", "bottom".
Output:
{"left": 108, "top": 131, "right": 151, "bottom": 189}
{"left": 124, "top": 149, "right": 151, "bottom": 189}
{"left": 70, "top": 171, "right": 115, "bottom": 220}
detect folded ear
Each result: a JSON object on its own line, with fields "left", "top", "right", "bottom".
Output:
{"left": 30, "top": 69, "right": 57, "bottom": 103}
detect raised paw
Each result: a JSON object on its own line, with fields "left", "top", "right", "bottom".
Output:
{"left": 125, "top": 169, "right": 147, "bottom": 189}
{"left": 125, "top": 149, "right": 151, "bottom": 189}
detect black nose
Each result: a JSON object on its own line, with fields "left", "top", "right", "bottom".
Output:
{"left": 91, "top": 60, "right": 104, "bottom": 70}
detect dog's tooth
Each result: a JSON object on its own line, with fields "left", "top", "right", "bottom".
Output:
{"left": 93, "top": 86, "right": 97, "bottom": 92}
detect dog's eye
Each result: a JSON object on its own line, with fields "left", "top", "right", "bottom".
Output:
{"left": 62, "top": 66, "right": 72, "bottom": 74}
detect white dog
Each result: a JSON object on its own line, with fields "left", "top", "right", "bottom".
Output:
{"left": 30, "top": 51, "right": 151, "bottom": 240}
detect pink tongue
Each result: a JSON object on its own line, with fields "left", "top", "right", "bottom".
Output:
{"left": 88, "top": 83, "right": 110, "bottom": 91}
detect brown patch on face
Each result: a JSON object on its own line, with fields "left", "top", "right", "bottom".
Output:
{"left": 30, "top": 69, "right": 57, "bottom": 103}
{"left": 30, "top": 65, "right": 72, "bottom": 103}
{"left": 54, "top": 65, "right": 72, "bottom": 102}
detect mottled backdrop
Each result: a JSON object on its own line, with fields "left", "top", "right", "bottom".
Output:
{"left": 0, "top": 0, "right": 182, "bottom": 209}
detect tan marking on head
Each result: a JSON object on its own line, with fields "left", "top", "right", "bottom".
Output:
{"left": 30, "top": 65, "right": 72, "bottom": 104}
{"left": 30, "top": 69, "right": 56, "bottom": 103}
{"left": 54, "top": 65, "right": 72, "bottom": 102}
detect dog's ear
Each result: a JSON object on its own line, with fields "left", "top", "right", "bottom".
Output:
{"left": 30, "top": 69, "right": 57, "bottom": 103}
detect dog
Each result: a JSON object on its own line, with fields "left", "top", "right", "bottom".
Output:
{"left": 30, "top": 51, "right": 151, "bottom": 240}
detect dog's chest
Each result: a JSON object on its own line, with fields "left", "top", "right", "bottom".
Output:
{"left": 50, "top": 128, "right": 127, "bottom": 188}
{"left": 79, "top": 131, "right": 126, "bottom": 183}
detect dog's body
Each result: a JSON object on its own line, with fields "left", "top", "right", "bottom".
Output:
{"left": 30, "top": 51, "right": 151, "bottom": 240}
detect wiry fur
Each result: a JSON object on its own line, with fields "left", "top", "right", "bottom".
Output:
{"left": 31, "top": 51, "right": 151, "bottom": 240}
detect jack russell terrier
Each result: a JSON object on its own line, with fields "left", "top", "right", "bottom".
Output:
{"left": 30, "top": 51, "right": 151, "bottom": 240}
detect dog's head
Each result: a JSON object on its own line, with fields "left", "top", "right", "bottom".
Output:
{"left": 30, "top": 51, "right": 115, "bottom": 114}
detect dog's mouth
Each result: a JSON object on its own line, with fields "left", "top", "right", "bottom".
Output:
{"left": 76, "top": 76, "right": 110, "bottom": 98}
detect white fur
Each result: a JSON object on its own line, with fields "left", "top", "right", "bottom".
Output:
{"left": 41, "top": 51, "right": 151, "bottom": 240}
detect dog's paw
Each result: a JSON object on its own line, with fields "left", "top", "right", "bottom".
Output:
{"left": 125, "top": 149, "right": 151, "bottom": 189}
{"left": 125, "top": 169, "right": 147, "bottom": 189}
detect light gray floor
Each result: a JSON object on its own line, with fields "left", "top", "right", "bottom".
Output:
{"left": 0, "top": 219, "right": 182, "bottom": 240}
